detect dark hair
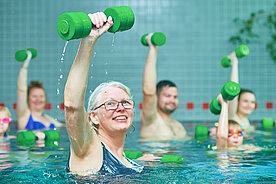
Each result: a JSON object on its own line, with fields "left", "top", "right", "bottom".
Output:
{"left": 27, "top": 81, "right": 45, "bottom": 98}
{"left": 156, "top": 80, "right": 177, "bottom": 96}
{"left": 238, "top": 88, "right": 255, "bottom": 101}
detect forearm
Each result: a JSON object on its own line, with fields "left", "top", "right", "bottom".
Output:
{"left": 17, "top": 67, "right": 28, "bottom": 117}
{"left": 217, "top": 103, "right": 228, "bottom": 148}
{"left": 143, "top": 46, "right": 157, "bottom": 95}
{"left": 64, "top": 37, "right": 96, "bottom": 108}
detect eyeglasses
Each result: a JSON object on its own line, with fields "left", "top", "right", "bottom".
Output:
{"left": 93, "top": 99, "right": 134, "bottom": 111}
{"left": 0, "top": 118, "right": 12, "bottom": 124}
{"left": 228, "top": 129, "right": 244, "bottom": 137}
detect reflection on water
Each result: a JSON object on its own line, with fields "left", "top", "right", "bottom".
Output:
{"left": 0, "top": 121, "right": 275, "bottom": 183}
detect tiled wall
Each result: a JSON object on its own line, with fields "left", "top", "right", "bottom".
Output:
{"left": 0, "top": 0, "right": 275, "bottom": 122}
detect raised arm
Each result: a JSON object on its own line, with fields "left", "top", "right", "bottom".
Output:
{"left": 141, "top": 34, "right": 158, "bottom": 125}
{"left": 228, "top": 52, "right": 239, "bottom": 118}
{"left": 216, "top": 94, "right": 229, "bottom": 149}
{"left": 64, "top": 13, "right": 113, "bottom": 156}
{"left": 16, "top": 52, "right": 32, "bottom": 129}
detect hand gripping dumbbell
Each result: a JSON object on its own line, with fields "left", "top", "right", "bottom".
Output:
{"left": 210, "top": 81, "right": 241, "bottom": 115}
{"left": 220, "top": 45, "right": 249, "bottom": 68}
{"left": 57, "top": 6, "right": 135, "bottom": 40}
{"left": 17, "top": 129, "right": 60, "bottom": 147}
{"left": 14, "top": 48, "right": 37, "bottom": 62}
{"left": 140, "top": 32, "right": 166, "bottom": 46}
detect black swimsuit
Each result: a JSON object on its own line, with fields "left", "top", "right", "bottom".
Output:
{"left": 67, "top": 142, "right": 143, "bottom": 175}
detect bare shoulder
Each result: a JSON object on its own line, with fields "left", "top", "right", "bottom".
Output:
{"left": 171, "top": 120, "right": 184, "bottom": 128}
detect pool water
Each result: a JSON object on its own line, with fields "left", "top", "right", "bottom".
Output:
{"left": 0, "top": 121, "right": 275, "bottom": 183}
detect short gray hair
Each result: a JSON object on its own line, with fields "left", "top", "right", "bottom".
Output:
{"left": 87, "top": 81, "right": 132, "bottom": 115}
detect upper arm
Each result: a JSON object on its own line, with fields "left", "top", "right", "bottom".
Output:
{"left": 65, "top": 105, "right": 97, "bottom": 157}
{"left": 141, "top": 93, "right": 158, "bottom": 126}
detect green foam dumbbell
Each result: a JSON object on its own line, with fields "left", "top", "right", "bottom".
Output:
{"left": 124, "top": 150, "right": 183, "bottom": 163}
{"left": 220, "top": 45, "right": 249, "bottom": 68}
{"left": 161, "top": 154, "right": 184, "bottom": 163}
{"left": 141, "top": 32, "right": 166, "bottom": 46}
{"left": 15, "top": 48, "right": 37, "bottom": 62}
{"left": 262, "top": 118, "right": 275, "bottom": 130}
{"left": 195, "top": 125, "right": 209, "bottom": 141}
{"left": 57, "top": 6, "right": 135, "bottom": 41}
{"left": 44, "top": 130, "right": 60, "bottom": 147}
{"left": 210, "top": 81, "right": 241, "bottom": 115}
{"left": 17, "top": 130, "right": 60, "bottom": 147}
{"left": 17, "top": 130, "right": 37, "bottom": 146}
{"left": 124, "top": 150, "right": 143, "bottom": 159}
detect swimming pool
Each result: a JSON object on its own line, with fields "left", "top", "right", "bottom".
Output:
{"left": 0, "top": 121, "right": 275, "bottom": 183}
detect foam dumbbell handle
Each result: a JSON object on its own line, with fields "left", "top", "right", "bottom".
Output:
{"left": 220, "top": 81, "right": 241, "bottom": 101}
{"left": 141, "top": 32, "right": 166, "bottom": 46}
{"left": 195, "top": 125, "right": 210, "bottom": 140}
{"left": 17, "top": 130, "right": 37, "bottom": 145}
{"left": 124, "top": 150, "right": 143, "bottom": 159}
{"left": 262, "top": 118, "right": 275, "bottom": 130}
{"left": 161, "top": 154, "right": 184, "bottom": 163}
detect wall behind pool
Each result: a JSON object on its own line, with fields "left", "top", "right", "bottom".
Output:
{"left": 0, "top": 0, "right": 275, "bottom": 122}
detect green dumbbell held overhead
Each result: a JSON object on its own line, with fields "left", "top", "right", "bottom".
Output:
{"left": 17, "top": 130, "right": 60, "bottom": 147}
{"left": 220, "top": 45, "right": 249, "bottom": 68}
{"left": 57, "top": 6, "right": 135, "bottom": 41}
{"left": 210, "top": 81, "right": 241, "bottom": 115}
{"left": 195, "top": 125, "right": 209, "bottom": 141}
{"left": 15, "top": 48, "right": 37, "bottom": 62}
{"left": 141, "top": 32, "right": 166, "bottom": 46}
{"left": 124, "top": 150, "right": 184, "bottom": 163}
{"left": 262, "top": 118, "right": 275, "bottom": 130}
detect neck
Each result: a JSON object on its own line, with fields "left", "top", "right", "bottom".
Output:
{"left": 98, "top": 131, "right": 126, "bottom": 159}
{"left": 157, "top": 108, "right": 172, "bottom": 122}
{"left": 30, "top": 110, "right": 43, "bottom": 116}
{"left": 237, "top": 111, "right": 248, "bottom": 120}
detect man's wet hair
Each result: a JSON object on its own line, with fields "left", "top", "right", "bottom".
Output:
{"left": 156, "top": 80, "right": 177, "bottom": 96}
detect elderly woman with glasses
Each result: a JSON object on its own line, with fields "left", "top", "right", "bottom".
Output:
{"left": 64, "top": 12, "right": 143, "bottom": 176}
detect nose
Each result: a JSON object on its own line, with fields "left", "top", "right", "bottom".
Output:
{"left": 116, "top": 102, "right": 125, "bottom": 111}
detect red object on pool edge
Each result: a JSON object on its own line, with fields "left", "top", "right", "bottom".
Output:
{"left": 266, "top": 101, "right": 274, "bottom": 110}
{"left": 0, "top": 102, "right": 5, "bottom": 107}
{"left": 138, "top": 102, "right": 143, "bottom": 110}
{"left": 45, "top": 103, "right": 52, "bottom": 110}
{"left": 59, "top": 102, "right": 65, "bottom": 110}
{"left": 186, "top": 102, "right": 194, "bottom": 110}
{"left": 202, "top": 102, "right": 209, "bottom": 110}
{"left": 13, "top": 103, "right": 17, "bottom": 110}
{"left": 255, "top": 102, "right": 258, "bottom": 110}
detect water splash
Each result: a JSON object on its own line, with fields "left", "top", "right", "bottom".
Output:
{"left": 56, "top": 41, "right": 69, "bottom": 120}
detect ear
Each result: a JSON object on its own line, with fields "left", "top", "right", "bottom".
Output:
{"left": 90, "top": 111, "right": 100, "bottom": 126}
